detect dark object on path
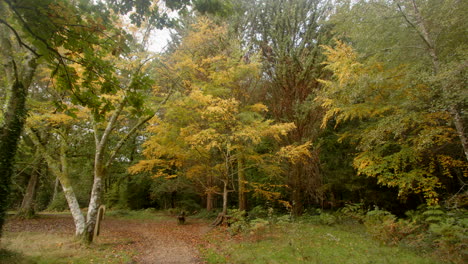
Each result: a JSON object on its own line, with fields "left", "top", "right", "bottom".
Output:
{"left": 177, "top": 211, "right": 185, "bottom": 225}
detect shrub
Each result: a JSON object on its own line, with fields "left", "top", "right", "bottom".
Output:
{"left": 248, "top": 206, "right": 269, "bottom": 219}
{"left": 46, "top": 193, "right": 68, "bottom": 212}
{"left": 364, "top": 207, "right": 418, "bottom": 245}
{"left": 193, "top": 209, "right": 220, "bottom": 219}
{"left": 338, "top": 203, "right": 366, "bottom": 222}
{"left": 425, "top": 207, "right": 467, "bottom": 263}
{"left": 319, "top": 212, "right": 338, "bottom": 226}
{"left": 227, "top": 209, "right": 249, "bottom": 235}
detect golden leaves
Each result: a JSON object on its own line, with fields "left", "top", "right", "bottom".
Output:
{"left": 278, "top": 141, "right": 312, "bottom": 165}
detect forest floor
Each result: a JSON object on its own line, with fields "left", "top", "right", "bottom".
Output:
{"left": 1, "top": 212, "right": 212, "bottom": 263}
{"left": 1, "top": 212, "right": 448, "bottom": 264}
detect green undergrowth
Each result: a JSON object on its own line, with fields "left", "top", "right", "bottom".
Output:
{"left": 105, "top": 207, "right": 209, "bottom": 221}
{"left": 106, "top": 208, "right": 168, "bottom": 221}
{"left": 1, "top": 232, "right": 134, "bottom": 264}
{"left": 202, "top": 221, "right": 444, "bottom": 264}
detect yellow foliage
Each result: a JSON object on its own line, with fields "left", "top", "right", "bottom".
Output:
{"left": 250, "top": 103, "right": 269, "bottom": 113}
{"left": 278, "top": 141, "right": 312, "bottom": 164}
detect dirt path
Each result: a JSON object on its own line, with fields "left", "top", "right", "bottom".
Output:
{"left": 4, "top": 214, "right": 212, "bottom": 264}
{"left": 103, "top": 217, "right": 212, "bottom": 264}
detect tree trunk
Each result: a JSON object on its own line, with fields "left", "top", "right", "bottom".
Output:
{"left": 84, "top": 163, "right": 105, "bottom": 244}
{"left": 206, "top": 191, "right": 214, "bottom": 211}
{"left": 0, "top": 54, "right": 37, "bottom": 236}
{"left": 51, "top": 176, "right": 60, "bottom": 203}
{"left": 83, "top": 101, "right": 125, "bottom": 244}
{"left": 17, "top": 161, "right": 40, "bottom": 218}
{"left": 237, "top": 155, "right": 247, "bottom": 211}
{"left": 290, "top": 164, "right": 304, "bottom": 216}
{"left": 28, "top": 130, "right": 86, "bottom": 237}
{"left": 451, "top": 107, "right": 468, "bottom": 161}
{"left": 222, "top": 180, "right": 229, "bottom": 215}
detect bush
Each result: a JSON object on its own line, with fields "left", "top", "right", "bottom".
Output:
{"left": 193, "top": 209, "right": 220, "bottom": 219}
{"left": 319, "top": 212, "right": 339, "bottom": 226}
{"left": 425, "top": 207, "right": 467, "bottom": 263}
{"left": 338, "top": 203, "right": 366, "bottom": 222}
{"left": 46, "top": 193, "right": 68, "bottom": 212}
{"left": 227, "top": 209, "right": 249, "bottom": 235}
{"left": 248, "top": 206, "right": 269, "bottom": 219}
{"left": 364, "top": 207, "right": 418, "bottom": 245}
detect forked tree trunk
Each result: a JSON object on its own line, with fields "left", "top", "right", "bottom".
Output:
{"left": 83, "top": 101, "right": 125, "bottom": 244}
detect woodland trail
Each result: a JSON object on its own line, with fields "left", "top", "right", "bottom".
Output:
{"left": 4, "top": 213, "right": 212, "bottom": 264}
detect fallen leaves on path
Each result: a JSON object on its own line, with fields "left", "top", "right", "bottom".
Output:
{"left": 4, "top": 213, "right": 213, "bottom": 264}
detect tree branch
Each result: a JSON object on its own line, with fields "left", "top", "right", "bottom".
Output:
{"left": 0, "top": 18, "right": 39, "bottom": 57}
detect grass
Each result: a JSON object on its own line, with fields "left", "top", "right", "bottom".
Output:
{"left": 1, "top": 231, "right": 134, "bottom": 264}
{"left": 201, "top": 222, "right": 444, "bottom": 264}
{"left": 106, "top": 208, "right": 168, "bottom": 221}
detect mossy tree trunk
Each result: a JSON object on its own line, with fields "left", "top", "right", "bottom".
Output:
{"left": 0, "top": 51, "right": 37, "bottom": 236}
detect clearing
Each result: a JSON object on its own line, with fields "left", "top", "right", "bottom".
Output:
{"left": 2, "top": 212, "right": 211, "bottom": 264}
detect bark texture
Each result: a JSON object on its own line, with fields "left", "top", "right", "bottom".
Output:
{"left": 0, "top": 55, "right": 37, "bottom": 236}
{"left": 17, "top": 160, "right": 40, "bottom": 218}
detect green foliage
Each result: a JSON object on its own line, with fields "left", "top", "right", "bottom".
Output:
{"left": 227, "top": 209, "right": 249, "bottom": 235}
{"left": 318, "top": 40, "right": 466, "bottom": 205}
{"left": 193, "top": 209, "right": 220, "bottom": 219}
{"left": 333, "top": 204, "right": 468, "bottom": 263}
{"left": 248, "top": 206, "right": 269, "bottom": 219}
{"left": 319, "top": 211, "right": 339, "bottom": 226}
{"left": 203, "top": 222, "right": 441, "bottom": 264}
{"left": 363, "top": 208, "right": 418, "bottom": 246}
{"left": 46, "top": 192, "right": 68, "bottom": 212}
{"left": 339, "top": 203, "right": 366, "bottom": 221}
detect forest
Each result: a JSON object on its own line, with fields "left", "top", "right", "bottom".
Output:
{"left": 0, "top": 0, "right": 466, "bottom": 263}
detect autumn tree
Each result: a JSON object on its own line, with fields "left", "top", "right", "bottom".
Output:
{"left": 130, "top": 18, "right": 302, "bottom": 216}
{"left": 231, "top": 0, "right": 333, "bottom": 215}
{"left": 320, "top": 0, "right": 467, "bottom": 205}
{"left": 317, "top": 40, "right": 466, "bottom": 205}
{"left": 331, "top": 0, "right": 467, "bottom": 161}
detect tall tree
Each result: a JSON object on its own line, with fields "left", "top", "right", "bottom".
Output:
{"left": 130, "top": 18, "right": 302, "bottom": 215}
{"left": 234, "top": 0, "right": 333, "bottom": 215}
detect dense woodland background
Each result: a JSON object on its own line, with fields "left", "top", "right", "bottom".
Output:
{"left": 0, "top": 0, "right": 466, "bottom": 246}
